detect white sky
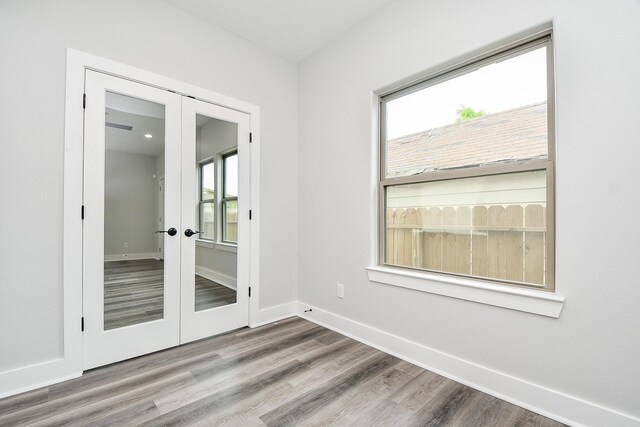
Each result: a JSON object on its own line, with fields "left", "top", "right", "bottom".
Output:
{"left": 225, "top": 154, "right": 238, "bottom": 197}
{"left": 386, "top": 46, "right": 548, "bottom": 139}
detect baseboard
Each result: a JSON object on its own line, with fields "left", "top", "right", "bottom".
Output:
{"left": 249, "top": 301, "right": 297, "bottom": 328}
{"left": 295, "top": 302, "right": 640, "bottom": 427}
{"left": 104, "top": 252, "right": 158, "bottom": 261}
{"left": 0, "top": 358, "right": 82, "bottom": 400}
{"left": 195, "top": 266, "right": 237, "bottom": 290}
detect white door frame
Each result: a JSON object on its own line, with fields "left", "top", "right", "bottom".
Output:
{"left": 63, "top": 49, "right": 262, "bottom": 374}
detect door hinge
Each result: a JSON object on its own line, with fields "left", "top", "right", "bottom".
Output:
{"left": 81, "top": 317, "right": 85, "bottom": 332}
{"left": 81, "top": 205, "right": 85, "bottom": 220}
{"left": 249, "top": 132, "right": 252, "bottom": 143}
{"left": 249, "top": 287, "right": 252, "bottom": 297}
{"left": 82, "top": 93, "right": 86, "bottom": 109}
{"left": 249, "top": 210, "right": 252, "bottom": 220}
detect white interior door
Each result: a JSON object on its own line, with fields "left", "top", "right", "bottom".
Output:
{"left": 83, "top": 70, "right": 182, "bottom": 369}
{"left": 180, "top": 97, "right": 250, "bottom": 343}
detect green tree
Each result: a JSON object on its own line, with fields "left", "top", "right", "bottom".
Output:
{"left": 456, "top": 105, "right": 486, "bottom": 121}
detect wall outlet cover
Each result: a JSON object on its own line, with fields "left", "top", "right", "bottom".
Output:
{"left": 337, "top": 283, "right": 345, "bottom": 299}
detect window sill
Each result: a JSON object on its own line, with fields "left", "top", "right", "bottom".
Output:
{"left": 196, "top": 239, "right": 215, "bottom": 249}
{"left": 195, "top": 240, "right": 238, "bottom": 253}
{"left": 215, "top": 242, "right": 238, "bottom": 253}
{"left": 366, "top": 266, "right": 564, "bottom": 318}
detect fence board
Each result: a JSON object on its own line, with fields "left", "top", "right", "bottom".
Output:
{"left": 525, "top": 204, "right": 545, "bottom": 285}
{"left": 455, "top": 206, "right": 472, "bottom": 275}
{"left": 488, "top": 206, "right": 507, "bottom": 280}
{"left": 505, "top": 205, "right": 524, "bottom": 282}
{"left": 414, "top": 208, "right": 427, "bottom": 267}
{"left": 442, "top": 207, "right": 457, "bottom": 273}
{"left": 386, "top": 209, "right": 395, "bottom": 264}
{"left": 423, "top": 207, "right": 442, "bottom": 271}
{"left": 396, "top": 209, "right": 407, "bottom": 266}
{"left": 472, "top": 206, "right": 488, "bottom": 278}
{"left": 404, "top": 208, "right": 417, "bottom": 267}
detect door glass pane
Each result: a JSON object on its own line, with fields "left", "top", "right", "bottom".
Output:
{"left": 104, "top": 92, "right": 166, "bottom": 330}
{"left": 195, "top": 114, "right": 238, "bottom": 311}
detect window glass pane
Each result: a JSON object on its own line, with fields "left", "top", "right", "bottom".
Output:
{"left": 200, "top": 201, "right": 215, "bottom": 239}
{"left": 224, "top": 200, "right": 238, "bottom": 243}
{"left": 201, "top": 162, "right": 214, "bottom": 201}
{"left": 385, "top": 46, "right": 548, "bottom": 178}
{"left": 224, "top": 153, "right": 238, "bottom": 198}
{"left": 103, "top": 91, "right": 166, "bottom": 330}
{"left": 385, "top": 171, "right": 547, "bottom": 286}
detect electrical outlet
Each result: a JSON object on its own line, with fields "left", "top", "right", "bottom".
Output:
{"left": 337, "top": 283, "right": 345, "bottom": 299}
{"left": 124, "top": 242, "right": 129, "bottom": 248}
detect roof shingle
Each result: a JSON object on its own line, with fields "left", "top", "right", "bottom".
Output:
{"left": 386, "top": 102, "right": 548, "bottom": 177}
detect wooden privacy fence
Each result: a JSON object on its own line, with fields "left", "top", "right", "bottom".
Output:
{"left": 386, "top": 204, "right": 546, "bottom": 285}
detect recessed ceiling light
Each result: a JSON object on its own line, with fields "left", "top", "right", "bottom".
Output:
{"left": 144, "top": 134, "right": 153, "bottom": 139}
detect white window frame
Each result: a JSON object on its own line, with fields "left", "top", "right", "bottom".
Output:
{"left": 198, "top": 158, "right": 216, "bottom": 241}
{"left": 221, "top": 150, "right": 239, "bottom": 244}
{"left": 369, "top": 29, "right": 564, "bottom": 318}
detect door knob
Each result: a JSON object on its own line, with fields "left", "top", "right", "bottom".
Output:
{"left": 156, "top": 228, "right": 177, "bottom": 236}
{"left": 184, "top": 229, "right": 200, "bottom": 237}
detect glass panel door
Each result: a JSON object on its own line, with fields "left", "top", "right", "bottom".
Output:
{"left": 83, "top": 70, "right": 182, "bottom": 369}
{"left": 180, "top": 98, "right": 249, "bottom": 344}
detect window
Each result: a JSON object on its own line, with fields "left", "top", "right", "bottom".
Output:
{"left": 199, "top": 160, "right": 215, "bottom": 239}
{"left": 198, "top": 149, "right": 238, "bottom": 244}
{"left": 222, "top": 151, "right": 238, "bottom": 243}
{"left": 379, "top": 34, "right": 554, "bottom": 290}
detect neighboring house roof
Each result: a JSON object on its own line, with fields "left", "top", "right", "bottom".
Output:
{"left": 386, "top": 102, "right": 548, "bottom": 177}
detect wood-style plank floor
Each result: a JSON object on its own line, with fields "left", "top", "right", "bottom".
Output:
{"left": 0, "top": 317, "right": 563, "bottom": 426}
{"left": 104, "top": 259, "right": 236, "bottom": 330}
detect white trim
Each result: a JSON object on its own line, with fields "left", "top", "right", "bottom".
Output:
{"left": 248, "top": 302, "right": 296, "bottom": 328}
{"left": 0, "top": 359, "right": 81, "bottom": 400}
{"left": 215, "top": 242, "right": 238, "bottom": 253}
{"left": 0, "top": 361, "right": 81, "bottom": 400}
{"left": 195, "top": 239, "right": 238, "bottom": 254}
{"left": 295, "top": 303, "right": 640, "bottom": 427}
{"left": 104, "top": 252, "right": 159, "bottom": 261}
{"left": 248, "top": 111, "right": 261, "bottom": 328}
{"left": 195, "top": 239, "right": 215, "bottom": 249}
{"left": 367, "top": 266, "right": 564, "bottom": 318}
{"left": 195, "top": 266, "right": 237, "bottom": 290}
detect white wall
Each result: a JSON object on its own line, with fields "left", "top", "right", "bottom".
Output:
{"left": 298, "top": 0, "right": 640, "bottom": 422}
{"left": 104, "top": 150, "right": 159, "bottom": 257}
{"left": 0, "top": 0, "right": 297, "bottom": 373}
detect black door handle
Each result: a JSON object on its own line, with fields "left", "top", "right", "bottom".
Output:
{"left": 184, "top": 229, "right": 200, "bottom": 237}
{"left": 156, "top": 228, "right": 177, "bottom": 236}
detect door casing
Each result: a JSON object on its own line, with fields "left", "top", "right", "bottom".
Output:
{"left": 63, "top": 49, "right": 262, "bottom": 374}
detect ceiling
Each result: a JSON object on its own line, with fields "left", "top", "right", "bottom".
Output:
{"left": 162, "top": 0, "right": 396, "bottom": 62}
{"left": 106, "top": 93, "right": 165, "bottom": 156}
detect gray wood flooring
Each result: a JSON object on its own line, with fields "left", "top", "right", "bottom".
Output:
{"left": 0, "top": 317, "right": 563, "bottom": 426}
{"left": 104, "top": 259, "right": 236, "bottom": 329}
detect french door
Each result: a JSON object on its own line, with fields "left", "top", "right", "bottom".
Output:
{"left": 83, "top": 70, "right": 249, "bottom": 370}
